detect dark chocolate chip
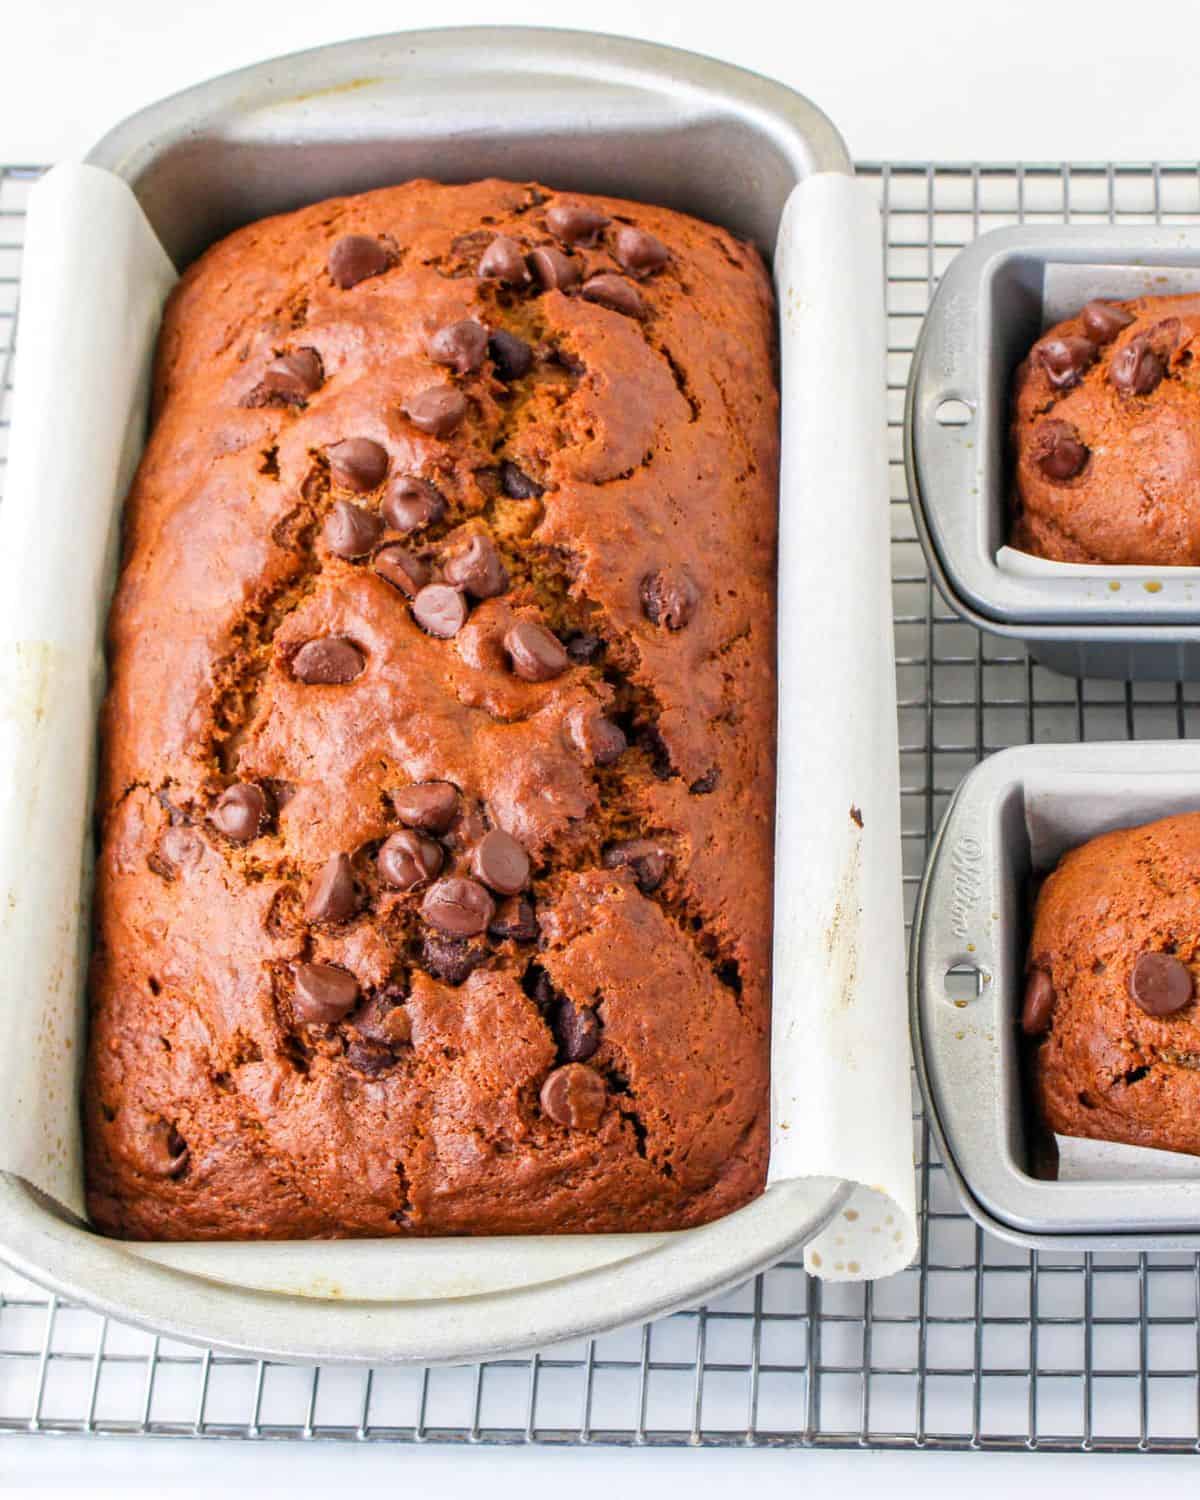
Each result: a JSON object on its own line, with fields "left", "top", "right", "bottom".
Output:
{"left": 1037, "top": 335, "right": 1097, "bottom": 390}
{"left": 258, "top": 348, "right": 324, "bottom": 404}
{"left": 470, "top": 829, "right": 530, "bottom": 895}
{"left": 324, "top": 499, "right": 383, "bottom": 558}
{"left": 345, "top": 1036, "right": 397, "bottom": 1075}
{"left": 1031, "top": 420, "right": 1090, "bottom": 482}
{"left": 377, "top": 830, "right": 443, "bottom": 891}
{"left": 1081, "top": 300, "right": 1135, "bottom": 344}
{"left": 528, "top": 246, "right": 581, "bottom": 292}
{"left": 641, "top": 567, "right": 700, "bottom": 629}
{"left": 383, "top": 475, "right": 446, "bottom": 533}
{"left": 421, "top": 930, "right": 488, "bottom": 985}
{"left": 689, "top": 767, "right": 720, "bottom": 795}
{"left": 499, "top": 461, "right": 544, "bottom": 499}
{"left": 564, "top": 703, "right": 627, "bottom": 766}
{"left": 412, "top": 583, "right": 469, "bottom": 639}
{"left": 1110, "top": 333, "right": 1166, "bottom": 396}
{"left": 552, "top": 997, "right": 601, "bottom": 1063}
{"left": 479, "top": 234, "right": 531, "bottom": 286}
{"left": 293, "top": 962, "right": 360, "bottom": 1024}
{"left": 421, "top": 876, "right": 496, "bottom": 937}
{"left": 391, "top": 781, "right": 459, "bottom": 834}
{"left": 504, "top": 620, "right": 569, "bottom": 681}
{"left": 1129, "top": 952, "right": 1194, "bottom": 1016}
{"left": 1021, "top": 969, "right": 1055, "bottom": 1036}
{"left": 565, "top": 632, "right": 605, "bottom": 665}
{"left": 545, "top": 202, "right": 610, "bottom": 246}
{"left": 291, "top": 637, "right": 365, "bottom": 684}
{"left": 305, "top": 852, "right": 358, "bottom": 925}
{"left": 488, "top": 329, "right": 534, "bottom": 381}
{"left": 328, "top": 234, "right": 390, "bottom": 289}
{"left": 488, "top": 895, "right": 538, "bottom": 943}
{"left": 211, "top": 782, "right": 268, "bottom": 842}
{"left": 373, "top": 544, "right": 430, "bottom": 597}
{"left": 429, "top": 319, "right": 489, "bottom": 376}
{"left": 443, "top": 533, "right": 508, "bottom": 599}
{"left": 540, "top": 1063, "right": 607, "bottom": 1129}
{"left": 327, "top": 437, "right": 389, "bottom": 492}
{"left": 615, "top": 225, "right": 670, "bottom": 276}
{"left": 581, "top": 274, "right": 646, "bottom": 319}
{"left": 404, "top": 387, "right": 469, "bottom": 438}
{"left": 603, "top": 838, "right": 670, "bottom": 894}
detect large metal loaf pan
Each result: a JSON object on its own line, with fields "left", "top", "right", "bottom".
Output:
{"left": 907, "top": 226, "right": 1200, "bottom": 681}
{"left": 0, "top": 29, "right": 859, "bottom": 1365}
{"left": 912, "top": 740, "right": 1200, "bottom": 1250}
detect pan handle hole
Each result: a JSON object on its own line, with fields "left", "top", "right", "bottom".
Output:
{"left": 944, "top": 962, "right": 985, "bottom": 1006}
{"left": 935, "top": 397, "right": 973, "bottom": 427}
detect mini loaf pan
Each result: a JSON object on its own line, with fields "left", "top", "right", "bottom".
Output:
{"left": 911, "top": 740, "right": 1200, "bottom": 1251}
{"left": 906, "top": 226, "right": 1200, "bottom": 682}
{"left": 0, "top": 28, "right": 857, "bottom": 1366}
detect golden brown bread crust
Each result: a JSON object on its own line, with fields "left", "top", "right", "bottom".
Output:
{"left": 1028, "top": 813, "right": 1200, "bottom": 1157}
{"left": 84, "top": 178, "right": 778, "bottom": 1239}
{"left": 1011, "top": 294, "right": 1200, "bottom": 564}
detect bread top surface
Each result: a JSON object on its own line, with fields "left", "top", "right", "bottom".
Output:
{"left": 86, "top": 178, "right": 779, "bottom": 1238}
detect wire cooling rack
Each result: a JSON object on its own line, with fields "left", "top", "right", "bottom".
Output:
{"left": 4, "top": 160, "right": 1200, "bottom": 1452}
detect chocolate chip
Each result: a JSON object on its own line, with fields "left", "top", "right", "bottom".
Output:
{"left": 443, "top": 533, "right": 508, "bottom": 599}
{"left": 291, "top": 637, "right": 365, "bottom": 684}
{"left": 1021, "top": 969, "right": 1055, "bottom": 1036}
{"left": 489, "top": 895, "right": 538, "bottom": 943}
{"left": 689, "top": 768, "right": 719, "bottom": 795}
{"left": 528, "top": 246, "right": 581, "bottom": 292}
{"left": 152, "top": 825, "right": 204, "bottom": 877}
{"left": 421, "top": 930, "right": 487, "bottom": 985}
{"left": 404, "top": 387, "right": 469, "bottom": 438}
{"left": 641, "top": 567, "right": 700, "bottom": 629}
{"left": 488, "top": 329, "right": 534, "bottom": 381}
{"left": 499, "top": 461, "right": 544, "bottom": 499}
{"left": 479, "top": 234, "right": 531, "bottom": 286}
{"left": 429, "top": 319, "right": 489, "bottom": 375}
{"left": 565, "top": 632, "right": 605, "bottom": 665}
{"left": 383, "top": 475, "right": 446, "bottom": 533}
{"left": 378, "top": 830, "right": 443, "bottom": 891}
{"left": 346, "top": 1036, "right": 397, "bottom": 1075}
{"left": 305, "top": 852, "right": 358, "bottom": 925}
{"left": 504, "top": 620, "right": 569, "bottom": 681}
{"left": 328, "top": 437, "right": 389, "bottom": 492}
{"left": 328, "top": 234, "right": 390, "bottom": 289}
{"left": 1110, "top": 333, "right": 1166, "bottom": 396}
{"left": 545, "top": 202, "right": 610, "bottom": 246}
{"left": 564, "top": 703, "right": 627, "bottom": 766}
{"left": 540, "top": 1063, "right": 607, "bottom": 1129}
{"left": 412, "top": 583, "right": 468, "bottom": 638}
{"left": 1081, "top": 300, "right": 1135, "bottom": 344}
{"left": 552, "top": 998, "right": 601, "bottom": 1063}
{"left": 371, "top": 544, "right": 429, "bottom": 598}
{"left": 1031, "top": 420, "right": 1090, "bottom": 482}
{"left": 615, "top": 225, "right": 670, "bottom": 276}
{"left": 1037, "top": 335, "right": 1097, "bottom": 390}
{"left": 294, "top": 962, "right": 360, "bottom": 1024}
{"left": 391, "top": 781, "right": 459, "bottom": 834}
{"left": 257, "top": 348, "right": 324, "bottom": 404}
{"left": 581, "top": 274, "right": 646, "bottom": 319}
{"left": 351, "top": 988, "right": 412, "bottom": 1047}
{"left": 421, "top": 876, "right": 495, "bottom": 936}
{"left": 470, "top": 829, "right": 531, "bottom": 895}
{"left": 324, "top": 499, "right": 383, "bottom": 558}
{"left": 603, "top": 838, "right": 670, "bottom": 893}
{"left": 1129, "top": 952, "right": 1194, "bottom": 1016}
{"left": 211, "top": 782, "right": 268, "bottom": 842}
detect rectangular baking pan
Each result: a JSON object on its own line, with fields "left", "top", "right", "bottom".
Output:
{"left": 911, "top": 739, "right": 1200, "bottom": 1250}
{"left": 906, "top": 226, "right": 1200, "bottom": 681}
{"left": 0, "top": 27, "right": 858, "bottom": 1365}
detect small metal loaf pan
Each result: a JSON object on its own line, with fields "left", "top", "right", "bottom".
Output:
{"left": 906, "top": 226, "right": 1200, "bottom": 682}
{"left": 911, "top": 740, "right": 1200, "bottom": 1251}
{"left": 0, "top": 28, "right": 858, "bottom": 1366}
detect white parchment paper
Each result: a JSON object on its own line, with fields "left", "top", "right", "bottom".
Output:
{"left": 0, "top": 165, "right": 916, "bottom": 1283}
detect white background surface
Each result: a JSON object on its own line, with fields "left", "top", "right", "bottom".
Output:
{"left": 4, "top": 0, "right": 1200, "bottom": 1492}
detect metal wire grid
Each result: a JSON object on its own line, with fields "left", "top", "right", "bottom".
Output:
{"left": 4, "top": 160, "right": 1200, "bottom": 1451}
